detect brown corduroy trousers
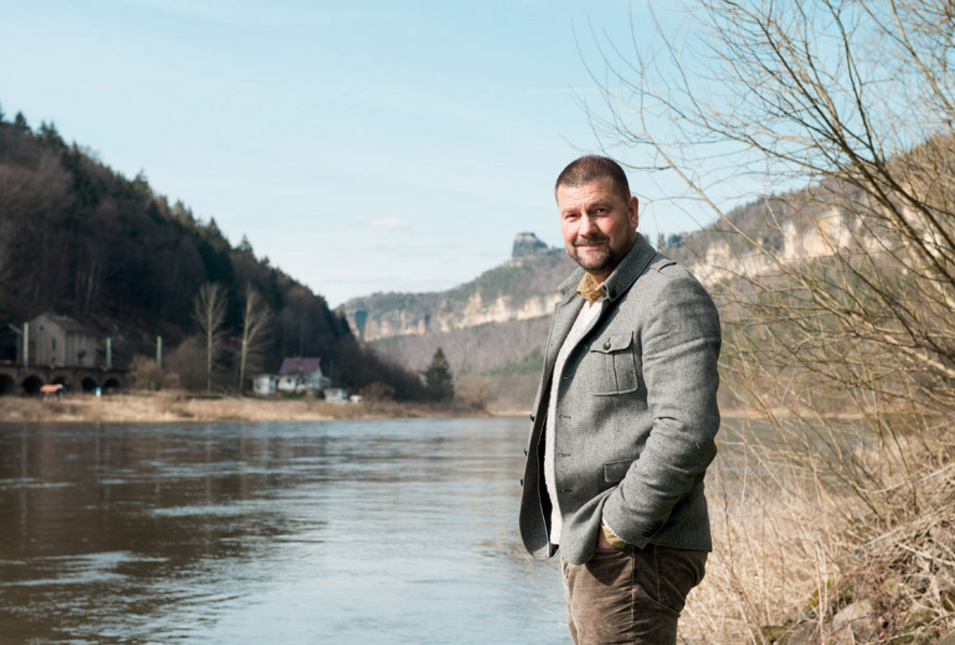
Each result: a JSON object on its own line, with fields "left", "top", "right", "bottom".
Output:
{"left": 561, "top": 544, "right": 707, "bottom": 645}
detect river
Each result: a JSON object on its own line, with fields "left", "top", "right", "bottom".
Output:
{"left": 0, "top": 417, "right": 570, "bottom": 644}
{"left": 0, "top": 414, "right": 802, "bottom": 644}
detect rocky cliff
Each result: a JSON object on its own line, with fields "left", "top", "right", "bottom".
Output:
{"left": 511, "top": 231, "right": 550, "bottom": 258}
{"left": 340, "top": 237, "right": 576, "bottom": 343}
{"left": 341, "top": 200, "right": 854, "bottom": 345}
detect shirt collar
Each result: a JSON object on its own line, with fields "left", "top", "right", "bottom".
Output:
{"left": 557, "top": 235, "right": 659, "bottom": 303}
{"left": 576, "top": 273, "right": 605, "bottom": 305}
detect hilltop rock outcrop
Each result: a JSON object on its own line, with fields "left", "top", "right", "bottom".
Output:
{"left": 338, "top": 241, "right": 574, "bottom": 343}
{"left": 512, "top": 232, "right": 550, "bottom": 258}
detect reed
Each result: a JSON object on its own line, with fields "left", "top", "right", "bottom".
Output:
{"left": 680, "top": 417, "right": 955, "bottom": 644}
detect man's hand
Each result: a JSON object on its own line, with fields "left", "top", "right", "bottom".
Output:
{"left": 596, "top": 529, "right": 614, "bottom": 549}
{"left": 598, "top": 522, "right": 630, "bottom": 550}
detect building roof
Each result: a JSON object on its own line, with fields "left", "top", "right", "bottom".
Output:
{"left": 279, "top": 357, "right": 323, "bottom": 375}
{"left": 33, "top": 313, "right": 97, "bottom": 335}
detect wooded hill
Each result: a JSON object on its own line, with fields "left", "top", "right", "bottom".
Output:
{"left": 0, "top": 103, "right": 425, "bottom": 399}
{"left": 338, "top": 239, "right": 579, "bottom": 410}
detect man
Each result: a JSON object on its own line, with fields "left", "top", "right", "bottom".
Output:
{"left": 519, "top": 155, "right": 721, "bottom": 644}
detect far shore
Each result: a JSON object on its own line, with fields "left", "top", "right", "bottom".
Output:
{"left": 0, "top": 391, "right": 506, "bottom": 424}
{"left": 0, "top": 391, "right": 845, "bottom": 426}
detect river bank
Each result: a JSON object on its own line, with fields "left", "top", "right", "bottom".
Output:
{"left": 0, "top": 391, "right": 791, "bottom": 426}
{"left": 0, "top": 392, "right": 493, "bottom": 424}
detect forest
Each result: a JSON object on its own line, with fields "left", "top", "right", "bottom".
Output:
{"left": 0, "top": 102, "right": 426, "bottom": 400}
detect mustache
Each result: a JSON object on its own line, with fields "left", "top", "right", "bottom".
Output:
{"left": 574, "top": 235, "right": 609, "bottom": 246}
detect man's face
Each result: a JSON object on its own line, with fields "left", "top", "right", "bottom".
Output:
{"left": 557, "top": 176, "right": 639, "bottom": 283}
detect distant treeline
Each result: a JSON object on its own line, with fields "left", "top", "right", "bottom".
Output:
{"left": 0, "top": 102, "right": 427, "bottom": 399}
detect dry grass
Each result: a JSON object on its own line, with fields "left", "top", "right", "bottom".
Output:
{"left": 679, "top": 453, "right": 843, "bottom": 644}
{"left": 679, "top": 420, "right": 955, "bottom": 645}
{"left": 0, "top": 391, "right": 492, "bottom": 424}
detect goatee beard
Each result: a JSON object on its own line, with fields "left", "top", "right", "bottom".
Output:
{"left": 571, "top": 236, "right": 615, "bottom": 273}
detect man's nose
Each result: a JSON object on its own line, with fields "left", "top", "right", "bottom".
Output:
{"left": 579, "top": 215, "right": 598, "bottom": 236}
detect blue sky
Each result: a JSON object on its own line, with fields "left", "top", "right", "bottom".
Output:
{"left": 1, "top": 0, "right": 726, "bottom": 307}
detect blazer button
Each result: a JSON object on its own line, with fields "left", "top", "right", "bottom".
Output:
{"left": 523, "top": 448, "right": 528, "bottom": 456}
{"left": 519, "top": 479, "right": 524, "bottom": 487}
{"left": 603, "top": 339, "right": 611, "bottom": 350}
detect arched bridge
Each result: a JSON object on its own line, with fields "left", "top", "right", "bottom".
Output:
{"left": 0, "top": 362, "right": 127, "bottom": 396}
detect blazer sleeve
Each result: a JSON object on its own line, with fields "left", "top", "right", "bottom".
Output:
{"left": 600, "top": 268, "right": 722, "bottom": 548}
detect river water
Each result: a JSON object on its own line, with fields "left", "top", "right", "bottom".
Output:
{"left": 0, "top": 417, "right": 571, "bottom": 644}
{"left": 0, "top": 415, "right": 796, "bottom": 644}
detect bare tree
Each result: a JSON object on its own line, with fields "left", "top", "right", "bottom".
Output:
{"left": 597, "top": 0, "right": 955, "bottom": 473}
{"left": 237, "top": 284, "right": 271, "bottom": 392}
{"left": 193, "top": 281, "right": 228, "bottom": 393}
{"left": 587, "top": 1, "right": 955, "bottom": 641}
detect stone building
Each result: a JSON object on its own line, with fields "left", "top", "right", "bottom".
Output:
{"left": 28, "top": 313, "right": 98, "bottom": 367}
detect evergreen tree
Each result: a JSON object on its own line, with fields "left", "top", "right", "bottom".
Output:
{"left": 424, "top": 347, "right": 454, "bottom": 402}
{"left": 38, "top": 121, "right": 65, "bottom": 148}
{"left": 13, "top": 111, "right": 29, "bottom": 133}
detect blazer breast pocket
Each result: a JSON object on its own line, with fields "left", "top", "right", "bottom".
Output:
{"left": 590, "top": 332, "right": 639, "bottom": 396}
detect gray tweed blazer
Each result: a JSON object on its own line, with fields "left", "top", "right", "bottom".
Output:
{"left": 519, "top": 235, "right": 721, "bottom": 565}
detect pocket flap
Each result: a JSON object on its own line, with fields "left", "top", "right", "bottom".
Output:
{"left": 592, "top": 333, "right": 633, "bottom": 354}
{"left": 604, "top": 458, "right": 635, "bottom": 483}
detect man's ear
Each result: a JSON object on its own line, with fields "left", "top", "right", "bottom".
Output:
{"left": 628, "top": 195, "right": 639, "bottom": 230}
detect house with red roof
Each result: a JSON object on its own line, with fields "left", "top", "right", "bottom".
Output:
{"left": 277, "top": 357, "right": 331, "bottom": 393}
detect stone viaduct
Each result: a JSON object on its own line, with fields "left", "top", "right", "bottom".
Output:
{"left": 0, "top": 361, "right": 126, "bottom": 396}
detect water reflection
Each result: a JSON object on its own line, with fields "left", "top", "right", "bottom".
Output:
{"left": 0, "top": 418, "right": 568, "bottom": 644}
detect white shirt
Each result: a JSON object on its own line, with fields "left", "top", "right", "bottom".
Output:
{"left": 543, "top": 297, "right": 605, "bottom": 545}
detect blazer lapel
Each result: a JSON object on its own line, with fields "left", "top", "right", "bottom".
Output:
{"left": 542, "top": 297, "right": 583, "bottom": 393}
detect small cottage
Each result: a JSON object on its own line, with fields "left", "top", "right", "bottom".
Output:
{"left": 252, "top": 374, "right": 278, "bottom": 396}
{"left": 323, "top": 387, "right": 348, "bottom": 403}
{"left": 277, "top": 357, "right": 331, "bottom": 393}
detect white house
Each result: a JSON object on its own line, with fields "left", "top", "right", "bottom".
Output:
{"left": 252, "top": 374, "right": 278, "bottom": 396}
{"left": 277, "top": 357, "right": 331, "bottom": 393}
{"left": 323, "top": 387, "right": 348, "bottom": 403}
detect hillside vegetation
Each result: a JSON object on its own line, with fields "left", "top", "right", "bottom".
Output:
{"left": 337, "top": 245, "right": 576, "bottom": 411}
{"left": 0, "top": 104, "right": 426, "bottom": 399}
